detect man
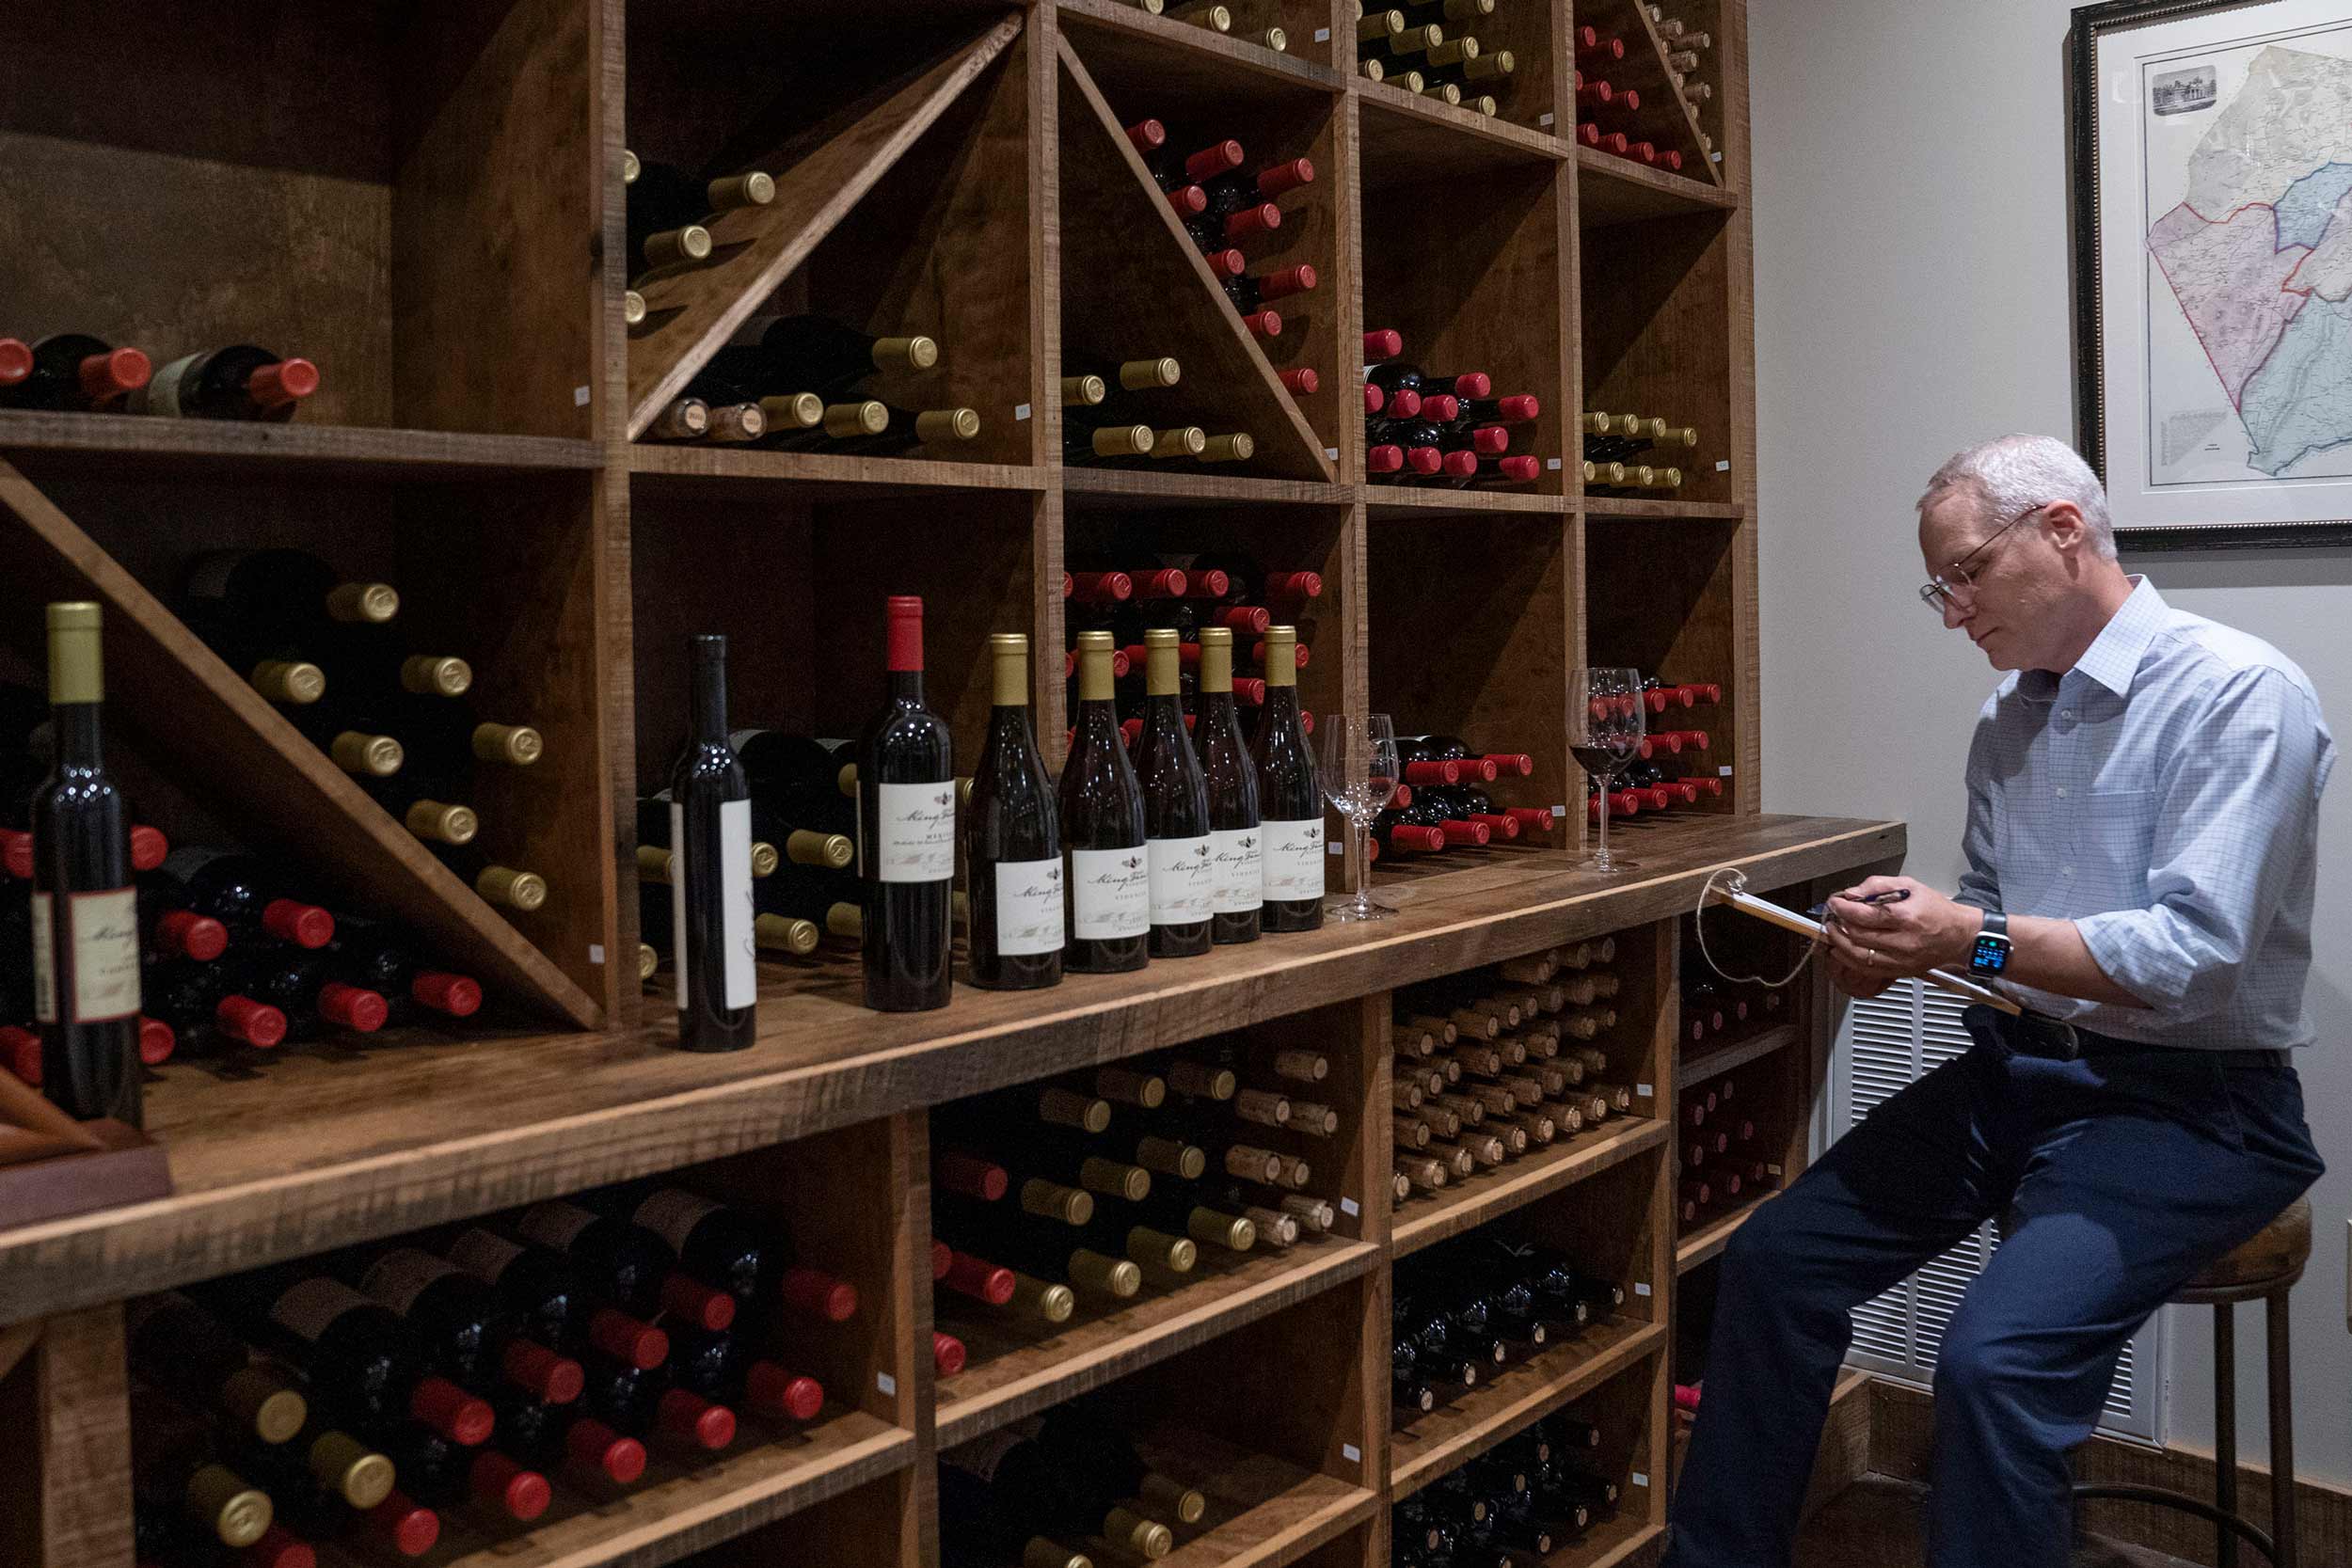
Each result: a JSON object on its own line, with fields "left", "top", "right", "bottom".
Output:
{"left": 1663, "top": 434, "right": 2329, "bottom": 1568}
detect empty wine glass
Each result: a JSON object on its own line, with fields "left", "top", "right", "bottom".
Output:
{"left": 1569, "top": 668, "right": 1645, "bottom": 874}
{"left": 1317, "top": 712, "right": 1400, "bottom": 922}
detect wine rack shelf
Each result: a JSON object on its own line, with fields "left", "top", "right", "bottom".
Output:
{"left": 1676, "top": 1020, "right": 1799, "bottom": 1089}
{"left": 1676, "top": 1191, "right": 1771, "bottom": 1275}
{"left": 1390, "top": 1317, "right": 1661, "bottom": 1497}
{"left": 0, "top": 414, "right": 605, "bottom": 482}
{"left": 1392, "top": 1117, "right": 1669, "bottom": 1260}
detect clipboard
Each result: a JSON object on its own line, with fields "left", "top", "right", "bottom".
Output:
{"left": 1705, "top": 884, "right": 2025, "bottom": 1015}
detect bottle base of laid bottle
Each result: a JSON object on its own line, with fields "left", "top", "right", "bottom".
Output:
{"left": 1261, "top": 898, "right": 1324, "bottom": 933}
{"left": 965, "top": 952, "right": 1063, "bottom": 991}
{"left": 1065, "top": 935, "right": 1150, "bottom": 974}
{"left": 1148, "top": 920, "right": 1213, "bottom": 958}
{"left": 1211, "top": 910, "right": 1263, "bottom": 945}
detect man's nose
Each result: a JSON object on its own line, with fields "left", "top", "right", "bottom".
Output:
{"left": 1941, "top": 594, "right": 1970, "bottom": 631}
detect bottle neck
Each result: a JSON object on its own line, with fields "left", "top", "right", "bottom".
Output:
{"left": 48, "top": 702, "right": 102, "bottom": 769}
{"left": 690, "top": 648, "right": 729, "bottom": 741}
{"left": 887, "top": 668, "right": 927, "bottom": 706}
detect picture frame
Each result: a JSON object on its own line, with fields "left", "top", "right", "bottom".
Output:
{"left": 2070, "top": 0, "right": 2352, "bottom": 549}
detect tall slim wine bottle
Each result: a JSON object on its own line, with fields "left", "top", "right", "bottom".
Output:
{"left": 859, "top": 597, "right": 955, "bottom": 1010}
{"left": 965, "top": 634, "right": 1063, "bottom": 990}
{"left": 667, "top": 636, "right": 755, "bottom": 1051}
{"left": 1058, "top": 631, "right": 1149, "bottom": 973}
{"left": 1130, "top": 629, "right": 1213, "bottom": 958}
{"left": 1195, "top": 626, "right": 1263, "bottom": 944}
{"left": 1251, "top": 625, "right": 1323, "bottom": 931}
{"left": 30, "top": 603, "right": 141, "bottom": 1125}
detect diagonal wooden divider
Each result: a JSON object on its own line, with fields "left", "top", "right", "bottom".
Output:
{"left": 0, "top": 460, "right": 602, "bottom": 1029}
{"left": 1056, "top": 38, "right": 1336, "bottom": 484}
{"left": 1583, "top": 0, "right": 1721, "bottom": 186}
{"left": 627, "top": 13, "right": 1026, "bottom": 439}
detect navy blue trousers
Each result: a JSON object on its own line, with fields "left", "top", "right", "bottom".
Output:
{"left": 1663, "top": 1016, "right": 2324, "bottom": 1568}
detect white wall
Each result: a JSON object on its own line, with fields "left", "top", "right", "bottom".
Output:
{"left": 1753, "top": 0, "right": 2352, "bottom": 1483}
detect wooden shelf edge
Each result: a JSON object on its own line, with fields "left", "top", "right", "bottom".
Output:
{"left": 0, "top": 459, "right": 602, "bottom": 1032}
{"left": 1676, "top": 1190, "right": 1773, "bottom": 1275}
{"left": 405, "top": 1414, "right": 914, "bottom": 1568}
{"left": 1056, "top": 0, "right": 1345, "bottom": 93}
{"left": 1676, "top": 1023, "right": 1798, "bottom": 1091}
{"left": 626, "top": 14, "right": 1026, "bottom": 438}
{"left": 1390, "top": 1319, "right": 1665, "bottom": 1497}
{"left": 1054, "top": 33, "right": 1337, "bottom": 485}
{"left": 1060, "top": 465, "right": 1347, "bottom": 507}
{"left": 1365, "top": 485, "right": 1569, "bottom": 516}
{"left": 1544, "top": 1517, "right": 1665, "bottom": 1568}
{"left": 1394, "top": 1117, "right": 1670, "bottom": 1258}
{"left": 1573, "top": 147, "right": 1737, "bottom": 223}
{"left": 0, "top": 414, "right": 602, "bottom": 478}
{"left": 1581, "top": 497, "right": 1743, "bottom": 521}
{"left": 935, "top": 1239, "right": 1379, "bottom": 1449}
{"left": 1162, "top": 1478, "right": 1377, "bottom": 1568}
{"left": 628, "top": 444, "right": 1048, "bottom": 494}
{"left": 1352, "top": 76, "right": 1570, "bottom": 166}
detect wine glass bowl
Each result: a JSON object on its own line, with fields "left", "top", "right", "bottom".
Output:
{"left": 1317, "top": 713, "right": 1400, "bottom": 922}
{"left": 1568, "top": 668, "right": 1644, "bottom": 874}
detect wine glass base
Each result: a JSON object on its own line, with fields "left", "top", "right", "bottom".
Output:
{"left": 1326, "top": 895, "right": 1399, "bottom": 922}
{"left": 1581, "top": 853, "right": 1640, "bottom": 874}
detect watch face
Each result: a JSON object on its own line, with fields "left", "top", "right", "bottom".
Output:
{"left": 1970, "top": 934, "right": 2010, "bottom": 974}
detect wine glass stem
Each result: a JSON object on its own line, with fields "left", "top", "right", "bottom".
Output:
{"left": 1348, "top": 816, "right": 1371, "bottom": 912}
{"left": 1597, "top": 786, "right": 1611, "bottom": 865}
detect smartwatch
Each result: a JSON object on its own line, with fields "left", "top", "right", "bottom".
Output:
{"left": 1967, "top": 909, "right": 2012, "bottom": 975}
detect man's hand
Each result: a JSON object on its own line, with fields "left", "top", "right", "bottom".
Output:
{"left": 1818, "top": 875, "right": 1981, "bottom": 987}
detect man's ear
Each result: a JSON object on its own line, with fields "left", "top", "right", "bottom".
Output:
{"left": 2041, "top": 499, "right": 2088, "bottom": 556}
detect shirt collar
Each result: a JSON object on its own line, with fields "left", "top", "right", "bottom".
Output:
{"left": 2064, "top": 576, "right": 2165, "bottom": 697}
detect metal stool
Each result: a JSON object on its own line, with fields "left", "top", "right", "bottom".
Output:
{"left": 2072, "top": 1196, "right": 2311, "bottom": 1567}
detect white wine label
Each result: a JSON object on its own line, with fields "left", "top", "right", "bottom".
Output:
{"left": 270, "top": 1277, "right": 373, "bottom": 1343}
{"left": 720, "top": 799, "right": 755, "bottom": 1006}
{"left": 633, "top": 1188, "right": 719, "bottom": 1255}
{"left": 1260, "top": 818, "right": 1327, "bottom": 900}
{"left": 1214, "top": 827, "right": 1270, "bottom": 911}
{"left": 35, "top": 888, "right": 140, "bottom": 1022}
{"left": 875, "top": 782, "right": 957, "bottom": 883}
{"left": 362, "top": 1248, "right": 461, "bottom": 1316}
{"left": 516, "top": 1201, "right": 601, "bottom": 1253}
{"left": 448, "top": 1228, "right": 525, "bottom": 1283}
{"left": 1147, "top": 834, "right": 1215, "bottom": 925}
{"left": 136, "top": 352, "right": 204, "bottom": 419}
{"left": 1069, "top": 847, "right": 1150, "bottom": 939}
{"left": 28, "top": 893, "right": 54, "bottom": 1023}
{"left": 992, "top": 856, "right": 1065, "bottom": 956}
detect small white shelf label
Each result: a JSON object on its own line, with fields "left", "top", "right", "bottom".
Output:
{"left": 1538, "top": 112, "right": 1556, "bottom": 126}
{"left": 1552, "top": 804, "right": 1568, "bottom": 817}
{"left": 1547, "top": 457, "right": 1564, "bottom": 469}
{"left": 1339, "top": 1196, "right": 1360, "bottom": 1217}
{"left": 1327, "top": 839, "right": 1344, "bottom": 855}
{"left": 574, "top": 385, "right": 592, "bottom": 407}
{"left": 1633, "top": 1281, "right": 1653, "bottom": 1297}
{"left": 1315, "top": 27, "right": 1330, "bottom": 40}
{"left": 1326, "top": 446, "right": 1340, "bottom": 460}
{"left": 1715, "top": 459, "right": 1731, "bottom": 471}
{"left": 1719, "top": 765, "right": 1734, "bottom": 777}
{"left": 588, "top": 944, "right": 606, "bottom": 965}
{"left": 1015, "top": 404, "right": 1032, "bottom": 421}
{"left": 1342, "top": 1442, "right": 1361, "bottom": 1463}
{"left": 1635, "top": 1083, "right": 1653, "bottom": 1099}
{"left": 876, "top": 1372, "right": 897, "bottom": 1396}
{"left": 1632, "top": 1471, "right": 1651, "bottom": 1487}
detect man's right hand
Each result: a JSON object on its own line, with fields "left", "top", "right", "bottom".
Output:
{"left": 1827, "top": 949, "right": 1899, "bottom": 1000}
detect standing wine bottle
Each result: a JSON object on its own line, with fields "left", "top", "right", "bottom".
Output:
{"left": 965, "top": 634, "right": 1063, "bottom": 990}
{"left": 666, "top": 635, "right": 756, "bottom": 1051}
{"left": 131, "top": 344, "right": 319, "bottom": 421}
{"left": 1130, "top": 629, "right": 1214, "bottom": 958}
{"left": 859, "top": 596, "right": 955, "bottom": 1011}
{"left": 29, "top": 603, "right": 140, "bottom": 1125}
{"left": 1058, "top": 631, "right": 1150, "bottom": 974}
{"left": 1250, "top": 625, "right": 1323, "bottom": 931}
{"left": 1195, "top": 626, "right": 1263, "bottom": 945}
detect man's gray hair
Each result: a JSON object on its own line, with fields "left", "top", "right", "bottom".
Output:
{"left": 1916, "top": 434, "right": 2118, "bottom": 562}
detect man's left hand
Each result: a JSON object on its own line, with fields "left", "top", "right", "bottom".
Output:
{"left": 1819, "top": 876, "right": 1980, "bottom": 981}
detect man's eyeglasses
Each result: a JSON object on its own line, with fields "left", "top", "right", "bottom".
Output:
{"left": 1919, "top": 503, "right": 2044, "bottom": 616}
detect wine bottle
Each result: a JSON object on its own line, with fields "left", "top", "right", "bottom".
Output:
{"left": 384, "top": 1429, "right": 551, "bottom": 1523}
{"left": 703, "top": 314, "right": 940, "bottom": 400}
{"left": 581, "top": 1358, "right": 738, "bottom": 1452}
{"left": 966, "top": 633, "right": 1063, "bottom": 990}
{"left": 442, "top": 1226, "right": 672, "bottom": 1370}
{"left": 124, "top": 1292, "right": 310, "bottom": 1446}
{"left": 509, "top": 1198, "right": 719, "bottom": 1326}
{"left": 1249, "top": 626, "right": 1322, "bottom": 931}
{"left": 1129, "top": 630, "right": 1214, "bottom": 959}
{"left": 664, "top": 1325, "right": 828, "bottom": 1421}
{"left": 28, "top": 604, "right": 140, "bottom": 1124}
{"left": 938, "top": 1446, "right": 1093, "bottom": 1568}
{"left": 834, "top": 404, "right": 981, "bottom": 455}
{"left": 228, "top": 947, "right": 389, "bottom": 1041}
{"left": 601, "top": 1183, "right": 857, "bottom": 1322}
{"left": 0, "top": 334, "right": 150, "bottom": 412}
{"left": 344, "top": 1246, "right": 532, "bottom": 1385}
{"left": 133, "top": 345, "right": 320, "bottom": 421}
{"left": 1058, "top": 631, "right": 1150, "bottom": 974}
{"left": 131, "top": 1389, "right": 276, "bottom": 1549}
{"left": 488, "top": 1388, "right": 646, "bottom": 1489}
{"left": 1064, "top": 420, "right": 1154, "bottom": 464}
{"left": 858, "top": 596, "right": 955, "bottom": 1011}
{"left": 663, "top": 635, "right": 756, "bottom": 1051}
{"left": 626, "top": 162, "right": 773, "bottom": 279}
{"left": 1191, "top": 627, "right": 1263, "bottom": 946}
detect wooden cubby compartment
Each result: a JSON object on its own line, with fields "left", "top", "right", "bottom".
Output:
{"left": 940, "top": 1274, "right": 1384, "bottom": 1568}
{"left": 1546, "top": 1346, "right": 1672, "bottom": 1565}
{"left": 1367, "top": 514, "right": 1575, "bottom": 885}
{"left": 932, "top": 996, "right": 1383, "bottom": 1448}
{"left": 1056, "top": 23, "right": 1337, "bottom": 483}
{"left": 1577, "top": 208, "right": 1736, "bottom": 508}
{"left": 624, "top": 2, "right": 1040, "bottom": 467}
{"left": 0, "top": 0, "right": 594, "bottom": 442}
{"left": 1359, "top": 148, "right": 1569, "bottom": 498}
{"left": 0, "top": 463, "right": 614, "bottom": 1024}
{"left": 662, "top": 1469, "right": 922, "bottom": 1568}
{"left": 1583, "top": 515, "right": 1738, "bottom": 820}
{"left": 1567, "top": 0, "right": 1719, "bottom": 190}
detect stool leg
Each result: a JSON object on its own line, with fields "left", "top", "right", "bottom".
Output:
{"left": 2268, "top": 1289, "right": 2296, "bottom": 1568}
{"left": 2216, "top": 1303, "right": 2239, "bottom": 1568}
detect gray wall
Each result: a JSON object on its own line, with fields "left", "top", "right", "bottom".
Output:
{"left": 1752, "top": 0, "right": 2352, "bottom": 1482}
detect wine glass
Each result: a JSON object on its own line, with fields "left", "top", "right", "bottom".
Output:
{"left": 1569, "top": 668, "right": 1645, "bottom": 874}
{"left": 1317, "top": 713, "right": 1400, "bottom": 922}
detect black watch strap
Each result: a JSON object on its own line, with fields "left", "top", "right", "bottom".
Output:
{"left": 1980, "top": 909, "right": 2008, "bottom": 940}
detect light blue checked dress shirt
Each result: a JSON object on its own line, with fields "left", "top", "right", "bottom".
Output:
{"left": 1954, "top": 577, "right": 2335, "bottom": 1049}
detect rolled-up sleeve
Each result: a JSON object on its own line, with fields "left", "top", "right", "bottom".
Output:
{"left": 1954, "top": 695, "right": 2002, "bottom": 914}
{"left": 2073, "top": 667, "right": 2324, "bottom": 1021}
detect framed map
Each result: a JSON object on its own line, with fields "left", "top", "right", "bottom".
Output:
{"left": 2073, "top": 0, "right": 2352, "bottom": 546}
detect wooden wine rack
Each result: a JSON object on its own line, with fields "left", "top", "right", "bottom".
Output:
{"left": 0, "top": 4, "right": 1893, "bottom": 1568}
